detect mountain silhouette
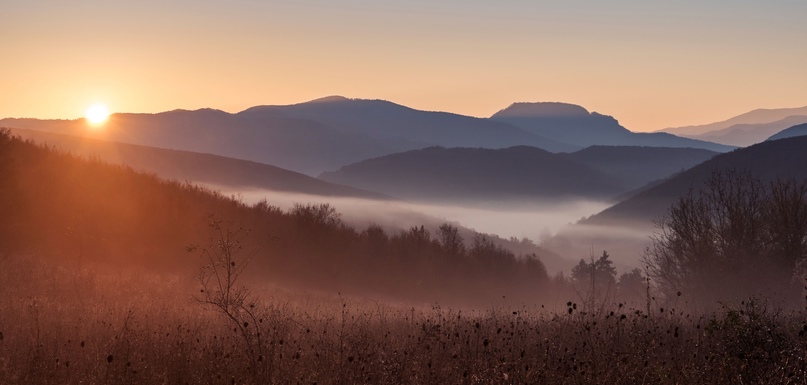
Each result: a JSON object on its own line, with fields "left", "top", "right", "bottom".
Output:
{"left": 679, "top": 115, "right": 807, "bottom": 147}
{"left": 490, "top": 102, "right": 733, "bottom": 152}
{"left": 562, "top": 146, "right": 718, "bottom": 191}
{"left": 1, "top": 110, "right": 419, "bottom": 175}
{"left": 0, "top": 97, "right": 733, "bottom": 175}
{"left": 8, "top": 127, "right": 387, "bottom": 199}
{"left": 660, "top": 106, "right": 807, "bottom": 136}
{"left": 240, "top": 96, "right": 578, "bottom": 152}
{"left": 319, "top": 146, "right": 627, "bottom": 203}
{"left": 766, "top": 123, "right": 807, "bottom": 142}
{"left": 585, "top": 136, "right": 807, "bottom": 227}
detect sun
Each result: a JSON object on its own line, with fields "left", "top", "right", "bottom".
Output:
{"left": 85, "top": 103, "right": 110, "bottom": 126}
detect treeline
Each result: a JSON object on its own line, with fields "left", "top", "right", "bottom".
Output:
{"left": 0, "top": 129, "right": 553, "bottom": 305}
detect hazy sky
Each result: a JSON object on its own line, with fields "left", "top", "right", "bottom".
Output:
{"left": 3, "top": 0, "right": 806, "bottom": 131}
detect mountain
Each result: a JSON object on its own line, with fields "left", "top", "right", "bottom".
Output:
{"left": 562, "top": 146, "right": 719, "bottom": 191}
{"left": 1, "top": 97, "right": 734, "bottom": 177}
{"left": 660, "top": 106, "right": 807, "bottom": 136}
{"left": 0, "top": 97, "right": 580, "bottom": 176}
{"left": 681, "top": 115, "right": 807, "bottom": 147}
{"left": 490, "top": 102, "right": 733, "bottom": 152}
{"left": 1, "top": 110, "right": 416, "bottom": 176}
{"left": 319, "top": 146, "right": 627, "bottom": 203}
{"left": 239, "top": 96, "right": 579, "bottom": 152}
{"left": 767, "top": 123, "right": 807, "bottom": 142}
{"left": 8, "top": 128, "right": 387, "bottom": 199}
{"left": 585, "top": 136, "right": 807, "bottom": 227}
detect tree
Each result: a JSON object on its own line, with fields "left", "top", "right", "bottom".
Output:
{"left": 764, "top": 179, "right": 807, "bottom": 273}
{"left": 644, "top": 170, "right": 807, "bottom": 307}
{"left": 190, "top": 216, "right": 263, "bottom": 362}
{"left": 437, "top": 223, "right": 465, "bottom": 257}
{"left": 570, "top": 251, "right": 617, "bottom": 308}
{"left": 290, "top": 203, "right": 341, "bottom": 228}
{"left": 616, "top": 268, "right": 646, "bottom": 304}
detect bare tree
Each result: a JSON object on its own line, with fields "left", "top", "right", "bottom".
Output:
{"left": 189, "top": 216, "right": 263, "bottom": 361}
{"left": 644, "top": 170, "right": 807, "bottom": 308}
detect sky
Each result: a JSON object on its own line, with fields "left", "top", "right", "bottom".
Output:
{"left": 3, "top": 0, "right": 806, "bottom": 131}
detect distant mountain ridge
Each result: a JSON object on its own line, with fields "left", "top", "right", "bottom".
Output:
{"left": 490, "top": 102, "right": 733, "bottom": 152}
{"left": 8, "top": 127, "right": 387, "bottom": 200}
{"left": 683, "top": 115, "right": 807, "bottom": 147}
{"left": 585, "top": 135, "right": 807, "bottom": 227}
{"left": 239, "top": 96, "right": 578, "bottom": 152}
{"left": 319, "top": 145, "right": 717, "bottom": 204}
{"left": 660, "top": 106, "right": 807, "bottom": 136}
{"left": 767, "top": 123, "right": 807, "bottom": 142}
{"left": 1, "top": 110, "right": 418, "bottom": 175}
{"left": 1, "top": 96, "right": 733, "bottom": 176}
{"left": 561, "top": 146, "right": 718, "bottom": 191}
{"left": 320, "top": 146, "right": 625, "bottom": 203}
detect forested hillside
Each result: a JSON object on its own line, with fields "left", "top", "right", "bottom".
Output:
{"left": 0, "top": 129, "right": 553, "bottom": 305}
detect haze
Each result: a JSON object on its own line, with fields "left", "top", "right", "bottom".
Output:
{"left": 3, "top": 0, "right": 807, "bottom": 131}
{"left": 226, "top": 187, "right": 611, "bottom": 241}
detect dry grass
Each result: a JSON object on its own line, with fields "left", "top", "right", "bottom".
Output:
{"left": 1, "top": 254, "right": 806, "bottom": 385}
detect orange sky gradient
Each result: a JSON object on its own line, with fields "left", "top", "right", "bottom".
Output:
{"left": 3, "top": 1, "right": 806, "bottom": 132}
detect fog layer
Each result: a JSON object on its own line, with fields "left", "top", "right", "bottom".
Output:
{"left": 219, "top": 187, "right": 608, "bottom": 238}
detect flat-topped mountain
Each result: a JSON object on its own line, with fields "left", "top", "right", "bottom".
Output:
{"left": 239, "top": 96, "right": 577, "bottom": 152}
{"left": 494, "top": 102, "right": 592, "bottom": 118}
{"left": 490, "top": 102, "right": 733, "bottom": 152}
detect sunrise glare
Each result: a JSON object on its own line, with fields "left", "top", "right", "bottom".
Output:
{"left": 84, "top": 103, "right": 109, "bottom": 126}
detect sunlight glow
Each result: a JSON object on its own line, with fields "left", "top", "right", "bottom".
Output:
{"left": 85, "top": 104, "right": 110, "bottom": 126}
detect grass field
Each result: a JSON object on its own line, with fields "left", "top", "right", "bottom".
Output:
{"left": 2, "top": 254, "right": 806, "bottom": 385}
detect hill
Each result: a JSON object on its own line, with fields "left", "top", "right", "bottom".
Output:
{"left": 490, "top": 102, "right": 733, "bottom": 152}
{"left": 585, "top": 135, "right": 807, "bottom": 226}
{"left": 660, "top": 106, "right": 807, "bottom": 136}
{"left": 8, "top": 127, "right": 387, "bottom": 199}
{"left": 562, "top": 146, "right": 718, "bottom": 191}
{"left": 767, "top": 123, "right": 807, "bottom": 141}
{"left": 542, "top": 136, "right": 807, "bottom": 269}
{"left": 0, "top": 129, "right": 557, "bottom": 305}
{"left": 319, "top": 146, "right": 627, "bottom": 203}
